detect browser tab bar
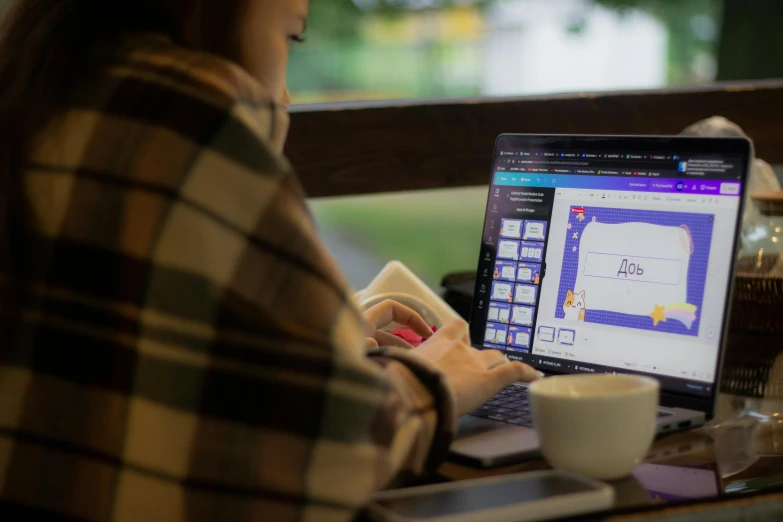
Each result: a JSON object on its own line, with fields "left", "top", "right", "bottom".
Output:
{"left": 493, "top": 172, "right": 742, "bottom": 197}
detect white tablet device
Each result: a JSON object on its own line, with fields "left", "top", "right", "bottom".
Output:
{"left": 368, "top": 470, "right": 614, "bottom": 522}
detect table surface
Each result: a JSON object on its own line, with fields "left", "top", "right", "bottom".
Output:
{"left": 434, "top": 393, "right": 783, "bottom": 517}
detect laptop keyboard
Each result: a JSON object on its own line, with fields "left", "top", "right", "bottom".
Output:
{"left": 470, "top": 384, "right": 673, "bottom": 427}
{"left": 469, "top": 385, "right": 533, "bottom": 426}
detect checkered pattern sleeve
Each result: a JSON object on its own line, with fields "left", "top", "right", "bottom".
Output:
{"left": 0, "top": 37, "right": 456, "bottom": 522}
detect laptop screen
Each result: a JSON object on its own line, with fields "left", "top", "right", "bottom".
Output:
{"left": 470, "top": 136, "right": 750, "bottom": 399}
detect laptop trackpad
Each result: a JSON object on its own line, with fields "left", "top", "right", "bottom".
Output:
{"left": 450, "top": 416, "right": 541, "bottom": 466}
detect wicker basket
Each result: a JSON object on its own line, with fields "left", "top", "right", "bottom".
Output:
{"left": 722, "top": 257, "right": 783, "bottom": 397}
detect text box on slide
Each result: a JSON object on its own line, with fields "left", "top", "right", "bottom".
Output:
{"left": 485, "top": 323, "right": 508, "bottom": 344}
{"left": 538, "top": 326, "right": 555, "bottom": 343}
{"left": 501, "top": 219, "right": 523, "bottom": 239}
{"left": 520, "top": 241, "right": 543, "bottom": 262}
{"left": 495, "top": 261, "right": 517, "bottom": 281}
{"left": 511, "top": 305, "right": 534, "bottom": 326}
{"left": 509, "top": 326, "right": 532, "bottom": 348}
{"left": 517, "top": 262, "right": 541, "bottom": 284}
{"left": 488, "top": 302, "right": 511, "bottom": 323}
{"left": 514, "top": 284, "right": 538, "bottom": 305}
{"left": 524, "top": 221, "right": 547, "bottom": 241}
{"left": 497, "top": 240, "right": 520, "bottom": 260}
{"left": 583, "top": 253, "right": 682, "bottom": 286}
{"left": 558, "top": 329, "right": 575, "bottom": 345}
{"left": 573, "top": 222, "right": 690, "bottom": 316}
{"left": 491, "top": 281, "right": 514, "bottom": 302}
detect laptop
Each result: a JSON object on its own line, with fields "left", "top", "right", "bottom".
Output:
{"left": 450, "top": 134, "right": 751, "bottom": 468}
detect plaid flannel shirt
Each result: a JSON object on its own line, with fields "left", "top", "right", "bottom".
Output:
{"left": 0, "top": 36, "right": 456, "bottom": 522}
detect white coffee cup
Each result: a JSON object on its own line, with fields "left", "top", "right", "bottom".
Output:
{"left": 529, "top": 374, "right": 659, "bottom": 480}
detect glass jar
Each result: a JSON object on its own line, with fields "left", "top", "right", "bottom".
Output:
{"left": 739, "top": 191, "right": 783, "bottom": 276}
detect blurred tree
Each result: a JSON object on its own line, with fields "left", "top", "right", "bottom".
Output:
{"left": 595, "top": 0, "right": 783, "bottom": 82}
{"left": 716, "top": 0, "right": 783, "bottom": 81}
{"left": 593, "top": 0, "right": 721, "bottom": 84}
{"left": 288, "top": 0, "right": 493, "bottom": 100}
{"left": 291, "top": 0, "right": 725, "bottom": 99}
{"left": 286, "top": 0, "right": 366, "bottom": 96}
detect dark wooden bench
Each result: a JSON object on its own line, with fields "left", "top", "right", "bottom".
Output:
{"left": 287, "top": 80, "right": 783, "bottom": 198}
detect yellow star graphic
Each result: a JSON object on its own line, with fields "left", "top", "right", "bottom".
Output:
{"left": 577, "top": 213, "right": 586, "bottom": 222}
{"left": 572, "top": 232, "right": 578, "bottom": 239}
{"left": 650, "top": 305, "right": 667, "bottom": 326}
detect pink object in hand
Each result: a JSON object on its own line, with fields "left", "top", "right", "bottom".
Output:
{"left": 389, "top": 326, "right": 438, "bottom": 347}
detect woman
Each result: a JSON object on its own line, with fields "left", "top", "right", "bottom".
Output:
{"left": 0, "top": 1, "right": 539, "bottom": 520}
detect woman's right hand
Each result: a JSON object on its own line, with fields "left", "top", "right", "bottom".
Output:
{"left": 414, "top": 319, "right": 540, "bottom": 416}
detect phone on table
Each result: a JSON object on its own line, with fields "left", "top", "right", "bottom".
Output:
{"left": 367, "top": 470, "right": 614, "bottom": 522}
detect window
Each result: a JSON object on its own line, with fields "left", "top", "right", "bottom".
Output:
{"left": 290, "top": 0, "right": 782, "bottom": 105}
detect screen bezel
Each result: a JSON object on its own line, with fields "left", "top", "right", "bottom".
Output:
{"left": 471, "top": 134, "right": 751, "bottom": 419}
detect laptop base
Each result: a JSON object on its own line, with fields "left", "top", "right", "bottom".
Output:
{"left": 449, "top": 407, "right": 705, "bottom": 469}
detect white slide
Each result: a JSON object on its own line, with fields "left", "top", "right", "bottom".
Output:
{"left": 573, "top": 222, "right": 692, "bottom": 317}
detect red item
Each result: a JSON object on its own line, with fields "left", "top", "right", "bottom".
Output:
{"left": 389, "top": 325, "right": 438, "bottom": 347}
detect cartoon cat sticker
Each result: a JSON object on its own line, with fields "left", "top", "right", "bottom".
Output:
{"left": 563, "top": 289, "right": 586, "bottom": 321}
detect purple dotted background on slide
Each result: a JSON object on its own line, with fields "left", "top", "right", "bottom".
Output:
{"left": 497, "top": 239, "right": 520, "bottom": 260}
{"left": 484, "top": 322, "right": 508, "bottom": 345}
{"left": 508, "top": 326, "right": 533, "bottom": 351}
{"left": 514, "top": 283, "right": 538, "bottom": 305}
{"left": 500, "top": 218, "right": 524, "bottom": 239}
{"left": 523, "top": 220, "right": 548, "bottom": 241}
{"left": 493, "top": 260, "right": 517, "bottom": 282}
{"left": 488, "top": 302, "right": 512, "bottom": 324}
{"left": 537, "top": 325, "right": 556, "bottom": 343}
{"left": 511, "top": 305, "right": 535, "bottom": 326}
{"left": 490, "top": 280, "right": 515, "bottom": 303}
{"left": 517, "top": 262, "right": 542, "bottom": 284}
{"left": 557, "top": 328, "right": 576, "bottom": 346}
{"left": 519, "top": 241, "right": 544, "bottom": 262}
{"left": 555, "top": 206, "right": 714, "bottom": 337}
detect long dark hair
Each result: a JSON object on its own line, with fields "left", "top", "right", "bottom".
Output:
{"left": 0, "top": 0, "right": 246, "bottom": 278}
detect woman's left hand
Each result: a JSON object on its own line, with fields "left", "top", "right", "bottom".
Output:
{"left": 363, "top": 300, "right": 434, "bottom": 349}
